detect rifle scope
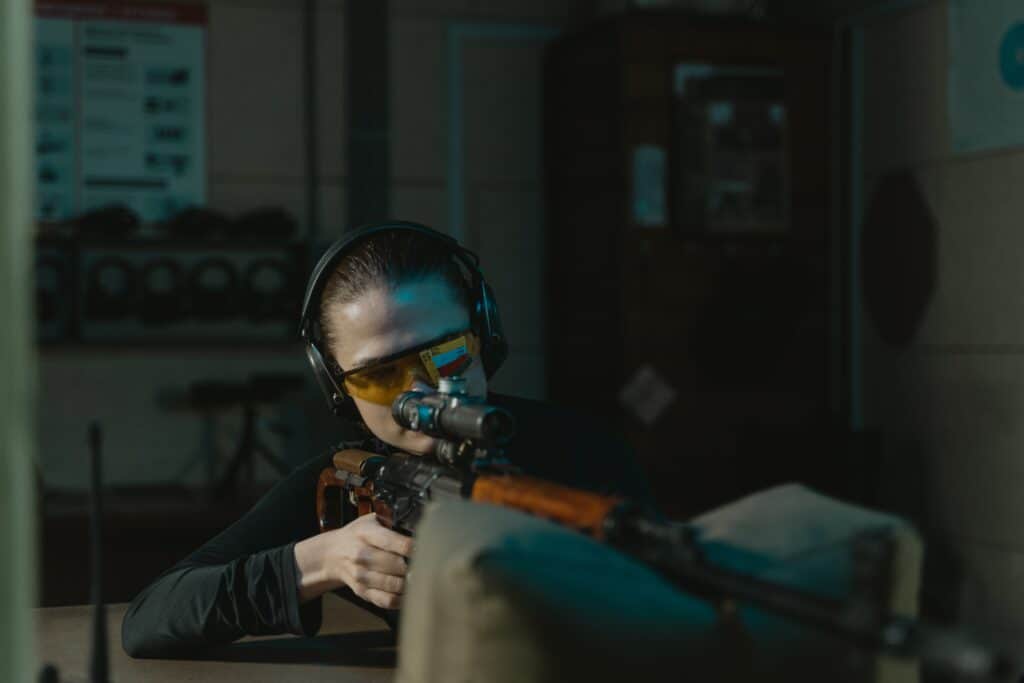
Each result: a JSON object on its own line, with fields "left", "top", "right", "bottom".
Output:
{"left": 391, "top": 377, "right": 516, "bottom": 445}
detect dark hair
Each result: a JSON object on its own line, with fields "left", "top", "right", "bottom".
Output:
{"left": 318, "top": 230, "right": 471, "bottom": 352}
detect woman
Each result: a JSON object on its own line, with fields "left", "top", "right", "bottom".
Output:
{"left": 121, "top": 222, "right": 652, "bottom": 657}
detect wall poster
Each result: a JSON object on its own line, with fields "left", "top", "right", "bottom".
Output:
{"left": 35, "top": 1, "right": 207, "bottom": 224}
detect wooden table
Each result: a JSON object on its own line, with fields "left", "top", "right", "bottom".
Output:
{"left": 35, "top": 594, "right": 397, "bottom": 682}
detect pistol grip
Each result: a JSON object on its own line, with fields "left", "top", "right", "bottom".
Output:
{"left": 316, "top": 467, "right": 345, "bottom": 533}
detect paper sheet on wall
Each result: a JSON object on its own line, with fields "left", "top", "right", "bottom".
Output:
{"left": 631, "top": 145, "right": 667, "bottom": 228}
{"left": 673, "top": 63, "right": 788, "bottom": 234}
{"left": 949, "top": 0, "right": 1024, "bottom": 153}
{"left": 35, "top": 3, "right": 206, "bottom": 224}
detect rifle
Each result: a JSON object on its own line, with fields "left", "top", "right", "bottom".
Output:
{"left": 315, "top": 377, "right": 1014, "bottom": 681}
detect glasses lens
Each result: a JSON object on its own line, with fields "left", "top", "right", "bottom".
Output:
{"left": 343, "top": 355, "right": 423, "bottom": 405}
{"left": 343, "top": 332, "right": 479, "bottom": 406}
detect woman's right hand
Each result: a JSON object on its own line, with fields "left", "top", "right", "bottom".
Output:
{"left": 294, "top": 514, "right": 413, "bottom": 610}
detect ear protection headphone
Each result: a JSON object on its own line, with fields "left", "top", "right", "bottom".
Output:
{"left": 244, "top": 258, "right": 295, "bottom": 323}
{"left": 189, "top": 257, "right": 240, "bottom": 321}
{"left": 139, "top": 258, "right": 187, "bottom": 326}
{"left": 298, "top": 221, "right": 508, "bottom": 418}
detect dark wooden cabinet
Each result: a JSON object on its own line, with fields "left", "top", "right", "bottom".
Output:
{"left": 544, "top": 13, "right": 852, "bottom": 518}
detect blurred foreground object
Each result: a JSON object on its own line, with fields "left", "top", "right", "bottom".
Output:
{"left": 397, "top": 486, "right": 1012, "bottom": 683}
{"left": 1, "top": 0, "right": 37, "bottom": 679}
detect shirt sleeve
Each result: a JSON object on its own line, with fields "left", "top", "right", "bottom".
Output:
{"left": 121, "top": 446, "right": 358, "bottom": 658}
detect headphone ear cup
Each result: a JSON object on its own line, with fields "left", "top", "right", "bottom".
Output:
{"left": 476, "top": 280, "right": 508, "bottom": 378}
{"left": 304, "top": 342, "right": 356, "bottom": 417}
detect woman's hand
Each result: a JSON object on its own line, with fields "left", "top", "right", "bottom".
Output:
{"left": 294, "top": 514, "right": 413, "bottom": 609}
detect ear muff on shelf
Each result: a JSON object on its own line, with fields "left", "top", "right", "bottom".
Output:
{"left": 160, "top": 206, "right": 232, "bottom": 239}
{"left": 139, "top": 258, "right": 187, "bottom": 326}
{"left": 85, "top": 256, "right": 138, "bottom": 321}
{"left": 189, "top": 257, "right": 240, "bottom": 321}
{"left": 243, "top": 258, "right": 295, "bottom": 323}
{"left": 297, "top": 221, "right": 508, "bottom": 418}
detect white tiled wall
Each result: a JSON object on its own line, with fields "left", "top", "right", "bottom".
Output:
{"left": 861, "top": 0, "right": 949, "bottom": 178}
{"left": 391, "top": 16, "right": 446, "bottom": 184}
{"left": 861, "top": 0, "right": 1024, "bottom": 642}
{"left": 461, "top": 40, "right": 551, "bottom": 399}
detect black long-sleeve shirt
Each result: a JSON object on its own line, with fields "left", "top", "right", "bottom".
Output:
{"left": 122, "top": 392, "right": 653, "bottom": 658}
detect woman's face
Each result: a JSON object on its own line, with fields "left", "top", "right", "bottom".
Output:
{"left": 324, "top": 275, "right": 488, "bottom": 455}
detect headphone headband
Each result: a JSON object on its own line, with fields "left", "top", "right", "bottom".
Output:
{"left": 299, "top": 221, "right": 476, "bottom": 339}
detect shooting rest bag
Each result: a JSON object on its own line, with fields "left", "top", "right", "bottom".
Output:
{"left": 396, "top": 483, "right": 921, "bottom": 683}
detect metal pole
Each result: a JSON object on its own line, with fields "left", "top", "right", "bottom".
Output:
{"left": 0, "top": 0, "right": 39, "bottom": 679}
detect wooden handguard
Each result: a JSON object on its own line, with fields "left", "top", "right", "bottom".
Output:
{"left": 332, "top": 449, "right": 381, "bottom": 476}
{"left": 471, "top": 474, "right": 621, "bottom": 540}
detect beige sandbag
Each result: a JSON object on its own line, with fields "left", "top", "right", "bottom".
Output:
{"left": 692, "top": 484, "right": 922, "bottom": 683}
{"left": 397, "top": 484, "right": 921, "bottom": 683}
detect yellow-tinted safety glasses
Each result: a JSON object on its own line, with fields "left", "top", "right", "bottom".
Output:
{"left": 339, "top": 330, "right": 480, "bottom": 406}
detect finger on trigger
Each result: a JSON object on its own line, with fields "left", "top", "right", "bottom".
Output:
{"left": 363, "top": 570, "right": 405, "bottom": 595}
{"left": 364, "top": 588, "right": 401, "bottom": 610}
